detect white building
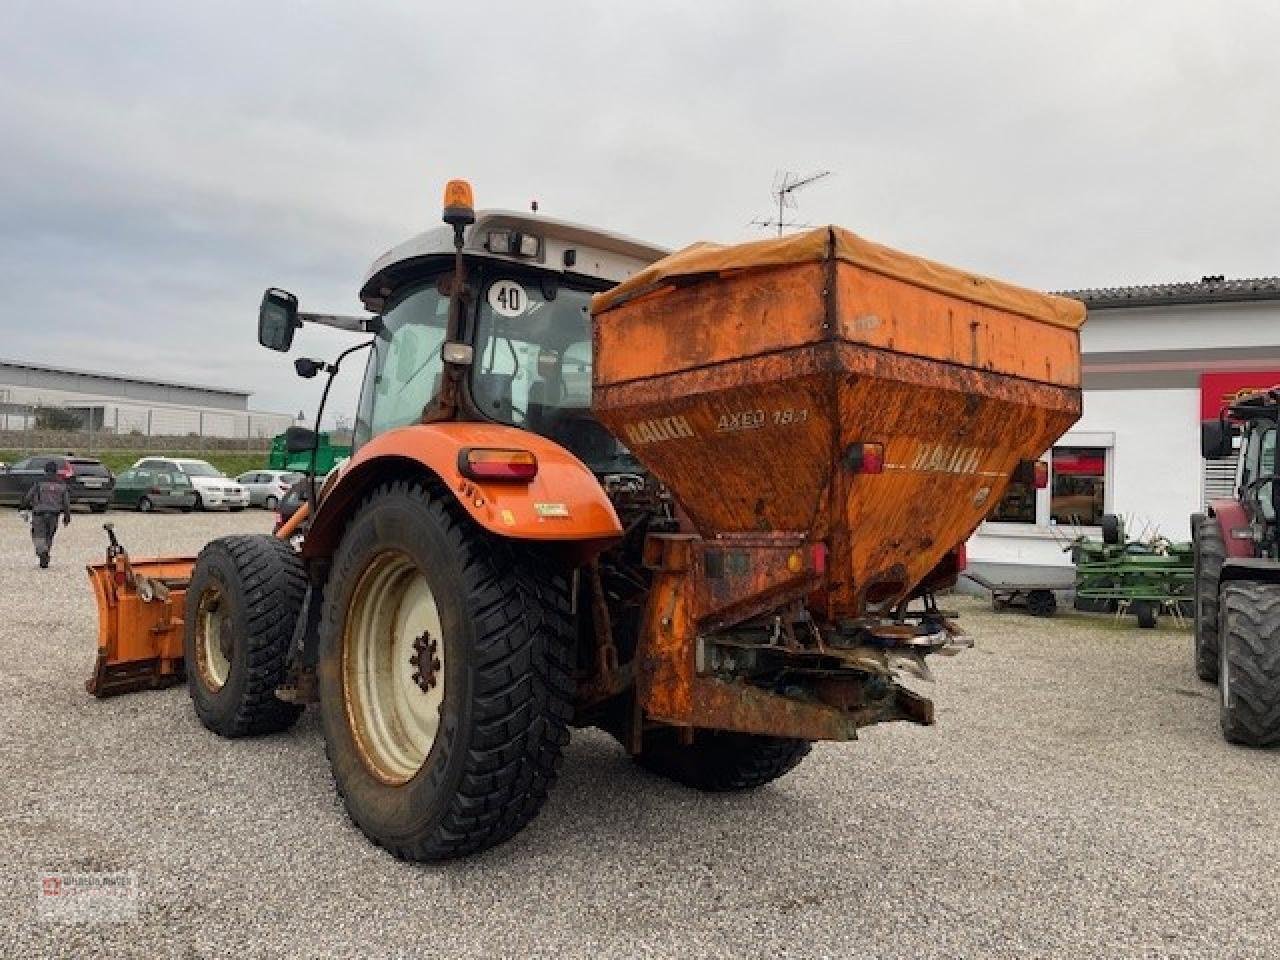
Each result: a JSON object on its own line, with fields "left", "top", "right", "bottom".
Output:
{"left": 0, "top": 358, "right": 294, "bottom": 439}
{"left": 967, "top": 277, "right": 1280, "bottom": 584}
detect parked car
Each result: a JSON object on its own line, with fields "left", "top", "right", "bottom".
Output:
{"left": 130, "top": 457, "right": 249, "bottom": 511}
{"left": 0, "top": 454, "right": 114, "bottom": 512}
{"left": 111, "top": 468, "right": 198, "bottom": 512}
{"left": 235, "top": 469, "right": 301, "bottom": 509}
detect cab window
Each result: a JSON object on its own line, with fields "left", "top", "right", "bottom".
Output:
{"left": 368, "top": 281, "right": 450, "bottom": 437}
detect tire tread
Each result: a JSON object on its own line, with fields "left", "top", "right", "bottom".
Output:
{"left": 1220, "top": 581, "right": 1280, "bottom": 746}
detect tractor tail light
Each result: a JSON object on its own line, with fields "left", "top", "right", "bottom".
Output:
{"left": 953, "top": 542, "right": 967, "bottom": 572}
{"left": 810, "top": 542, "right": 828, "bottom": 575}
{"left": 459, "top": 448, "right": 538, "bottom": 482}
{"left": 1034, "top": 460, "right": 1050, "bottom": 489}
{"left": 844, "top": 442, "right": 885, "bottom": 475}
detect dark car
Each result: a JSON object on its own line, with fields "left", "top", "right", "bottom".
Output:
{"left": 0, "top": 455, "right": 114, "bottom": 512}
{"left": 111, "top": 468, "right": 198, "bottom": 512}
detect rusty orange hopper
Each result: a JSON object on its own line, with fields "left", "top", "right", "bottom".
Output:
{"left": 592, "top": 226, "right": 1084, "bottom": 740}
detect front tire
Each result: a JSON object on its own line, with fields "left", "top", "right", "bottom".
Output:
{"left": 138, "top": 496, "right": 153, "bottom": 513}
{"left": 1194, "top": 515, "right": 1226, "bottom": 682}
{"left": 90, "top": 503, "right": 108, "bottom": 514}
{"left": 317, "top": 481, "right": 574, "bottom": 861}
{"left": 193, "top": 492, "right": 205, "bottom": 511}
{"left": 265, "top": 495, "right": 279, "bottom": 510}
{"left": 183, "top": 535, "right": 306, "bottom": 737}
{"left": 636, "top": 728, "right": 811, "bottom": 791}
{"left": 1219, "top": 581, "right": 1280, "bottom": 746}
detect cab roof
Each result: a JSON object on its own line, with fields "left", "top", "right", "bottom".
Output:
{"left": 359, "top": 209, "right": 668, "bottom": 312}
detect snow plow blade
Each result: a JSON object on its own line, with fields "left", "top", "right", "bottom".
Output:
{"left": 85, "top": 524, "right": 194, "bottom": 698}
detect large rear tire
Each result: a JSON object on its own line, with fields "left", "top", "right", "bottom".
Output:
{"left": 184, "top": 535, "right": 306, "bottom": 737}
{"left": 317, "top": 481, "right": 574, "bottom": 861}
{"left": 1219, "top": 581, "right": 1280, "bottom": 747}
{"left": 1193, "top": 515, "right": 1226, "bottom": 682}
{"left": 636, "top": 728, "right": 811, "bottom": 791}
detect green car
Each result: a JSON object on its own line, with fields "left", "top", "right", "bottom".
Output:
{"left": 110, "top": 468, "right": 198, "bottom": 513}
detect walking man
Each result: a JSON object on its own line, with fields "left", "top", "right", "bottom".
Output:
{"left": 21, "top": 461, "right": 71, "bottom": 568}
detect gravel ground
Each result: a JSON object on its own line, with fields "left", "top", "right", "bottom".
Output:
{"left": 2, "top": 508, "right": 1279, "bottom": 959}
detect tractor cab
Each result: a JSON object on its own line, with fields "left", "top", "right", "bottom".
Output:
{"left": 1202, "top": 389, "right": 1279, "bottom": 552}
{"left": 261, "top": 182, "right": 668, "bottom": 476}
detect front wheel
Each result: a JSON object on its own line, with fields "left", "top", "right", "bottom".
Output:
{"left": 635, "top": 728, "right": 811, "bottom": 791}
{"left": 90, "top": 503, "right": 108, "bottom": 514}
{"left": 1194, "top": 515, "right": 1226, "bottom": 682}
{"left": 193, "top": 493, "right": 205, "bottom": 511}
{"left": 317, "top": 481, "right": 574, "bottom": 861}
{"left": 138, "top": 496, "right": 153, "bottom": 513}
{"left": 265, "top": 495, "right": 278, "bottom": 510}
{"left": 1219, "top": 581, "right": 1280, "bottom": 747}
{"left": 183, "top": 535, "right": 306, "bottom": 737}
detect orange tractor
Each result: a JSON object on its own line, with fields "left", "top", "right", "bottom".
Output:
{"left": 87, "top": 181, "right": 1084, "bottom": 860}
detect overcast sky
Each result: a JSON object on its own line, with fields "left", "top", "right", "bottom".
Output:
{"left": 2, "top": 1, "right": 1277, "bottom": 422}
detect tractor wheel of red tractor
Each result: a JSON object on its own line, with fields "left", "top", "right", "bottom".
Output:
{"left": 1193, "top": 515, "right": 1226, "bottom": 683}
{"left": 1219, "top": 580, "right": 1280, "bottom": 747}
{"left": 316, "top": 481, "right": 574, "bottom": 861}
{"left": 635, "top": 728, "right": 811, "bottom": 791}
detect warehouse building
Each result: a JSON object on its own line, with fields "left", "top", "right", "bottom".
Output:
{"left": 967, "top": 277, "right": 1280, "bottom": 584}
{"left": 0, "top": 358, "right": 294, "bottom": 439}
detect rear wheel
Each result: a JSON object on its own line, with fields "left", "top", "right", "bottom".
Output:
{"left": 1194, "top": 515, "right": 1226, "bottom": 682}
{"left": 138, "top": 496, "right": 153, "bottom": 513}
{"left": 1219, "top": 581, "right": 1280, "bottom": 746}
{"left": 183, "top": 535, "right": 306, "bottom": 737}
{"left": 636, "top": 728, "right": 811, "bottom": 791}
{"left": 317, "top": 481, "right": 574, "bottom": 861}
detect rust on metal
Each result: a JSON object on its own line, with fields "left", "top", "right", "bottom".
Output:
{"left": 85, "top": 554, "right": 194, "bottom": 697}
{"left": 595, "top": 227, "right": 1083, "bottom": 742}
{"left": 594, "top": 246, "right": 1081, "bottom": 622}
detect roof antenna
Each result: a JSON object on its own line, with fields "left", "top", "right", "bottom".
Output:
{"left": 750, "top": 169, "right": 832, "bottom": 236}
{"left": 530, "top": 200, "right": 539, "bottom": 213}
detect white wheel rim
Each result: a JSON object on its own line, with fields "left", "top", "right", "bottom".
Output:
{"left": 196, "top": 583, "right": 232, "bottom": 691}
{"left": 344, "top": 551, "right": 446, "bottom": 785}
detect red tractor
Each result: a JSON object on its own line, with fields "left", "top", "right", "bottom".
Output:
{"left": 1194, "top": 388, "right": 1280, "bottom": 745}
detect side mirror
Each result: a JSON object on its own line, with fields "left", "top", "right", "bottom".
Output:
{"left": 284, "top": 426, "right": 317, "bottom": 454}
{"left": 294, "top": 357, "right": 323, "bottom": 379}
{"left": 1200, "top": 419, "right": 1236, "bottom": 459}
{"left": 259, "top": 288, "right": 300, "bottom": 352}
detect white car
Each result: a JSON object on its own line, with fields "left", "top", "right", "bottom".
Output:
{"left": 235, "top": 469, "right": 302, "bottom": 509}
{"left": 131, "top": 457, "right": 250, "bottom": 511}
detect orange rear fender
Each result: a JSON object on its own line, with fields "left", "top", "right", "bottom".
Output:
{"left": 302, "top": 423, "right": 622, "bottom": 559}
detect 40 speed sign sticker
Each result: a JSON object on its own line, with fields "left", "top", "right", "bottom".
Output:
{"left": 488, "top": 279, "right": 528, "bottom": 318}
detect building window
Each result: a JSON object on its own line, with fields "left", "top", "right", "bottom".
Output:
{"left": 985, "top": 444, "right": 1110, "bottom": 528}
{"left": 1049, "top": 447, "right": 1107, "bottom": 526}
{"left": 988, "top": 475, "right": 1036, "bottom": 523}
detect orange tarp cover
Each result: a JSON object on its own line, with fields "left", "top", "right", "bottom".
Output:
{"left": 592, "top": 225, "right": 1085, "bottom": 330}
